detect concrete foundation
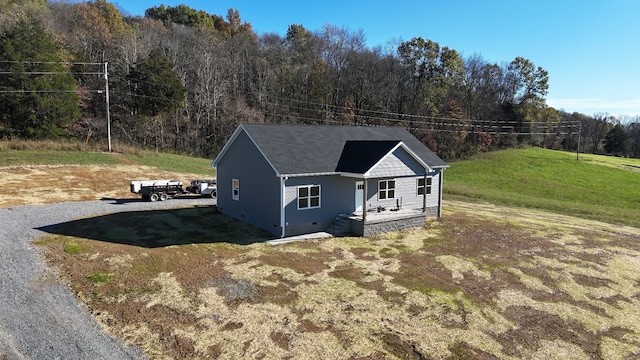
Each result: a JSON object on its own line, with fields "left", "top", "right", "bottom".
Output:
{"left": 351, "top": 213, "right": 428, "bottom": 236}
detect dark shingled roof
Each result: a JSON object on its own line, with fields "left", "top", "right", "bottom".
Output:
{"left": 335, "top": 140, "right": 400, "bottom": 173}
{"left": 237, "top": 124, "right": 448, "bottom": 175}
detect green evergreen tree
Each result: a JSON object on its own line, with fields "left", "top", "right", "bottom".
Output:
{"left": 0, "top": 19, "right": 80, "bottom": 138}
{"left": 604, "top": 123, "right": 627, "bottom": 156}
{"left": 127, "top": 49, "right": 186, "bottom": 117}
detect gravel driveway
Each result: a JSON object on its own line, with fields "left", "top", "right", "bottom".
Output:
{"left": 0, "top": 197, "right": 214, "bottom": 359}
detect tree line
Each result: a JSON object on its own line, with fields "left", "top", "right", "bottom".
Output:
{"left": 1, "top": 0, "right": 638, "bottom": 159}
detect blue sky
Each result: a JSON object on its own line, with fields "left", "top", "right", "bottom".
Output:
{"left": 117, "top": 0, "right": 640, "bottom": 118}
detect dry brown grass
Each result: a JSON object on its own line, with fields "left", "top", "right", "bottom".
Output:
{"left": 0, "top": 139, "right": 141, "bottom": 154}
{"left": 11, "top": 164, "right": 640, "bottom": 359}
{"left": 0, "top": 139, "right": 94, "bottom": 151}
{"left": 34, "top": 200, "right": 640, "bottom": 359}
{"left": 0, "top": 164, "right": 203, "bottom": 207}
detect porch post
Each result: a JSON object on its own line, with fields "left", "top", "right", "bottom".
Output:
{"left": 280, "top": 176, "right": 287, "bottom": 238}
{"left": 438, "top": 170, "right": 444, "bottom": 217}
{"left": 362, "top": 179, "right": 367, "bottom": 222}
{"left": 422, "top": 174, "right": 427, "bottom": 213}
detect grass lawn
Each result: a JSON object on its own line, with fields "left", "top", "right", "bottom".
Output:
{"left": 0, "top": 148, "right": 215, "bottom": 177}
{"left": 123, "top": 151, "right": 216, "bottom": 176}
{"left": 0, "top": 149, "right": 124, "bottom": 167}
{"left": 445, "top": 147, "right": 640, "bottom": 227}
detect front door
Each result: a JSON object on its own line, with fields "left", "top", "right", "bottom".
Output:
{"left": 355, "top": 181, "right": 364, "bottom": 211}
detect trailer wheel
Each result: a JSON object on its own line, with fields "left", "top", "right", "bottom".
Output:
{"left": 159, "top": 192, "right": 168, "bottom": 201}
{"left": 149, "top": 193, "right": 159, "bottom": 202}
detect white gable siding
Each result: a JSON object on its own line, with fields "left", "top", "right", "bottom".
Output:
{"left": 366, "top": 171, "right": 442, "bottom": 211}
{"left": 372, "top": 177, "right": 421, "bottom": 209}
{"left": 396, "top": 177, "right": 422, "bottom": 209}
{"left": 367, "top": 147, "right": 425, "bottom": 178}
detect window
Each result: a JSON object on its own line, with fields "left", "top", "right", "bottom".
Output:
{"left": 298, "top": 185, "right": 321, "bottom": 209}
{"left": 417, "top": 177, "right": 432, "bottom": 195}
{"left": 378, "top": 180, "right": 395, "bottom": 200}
{"left": 232, "top": 179, "right": 239, "bottom": 201}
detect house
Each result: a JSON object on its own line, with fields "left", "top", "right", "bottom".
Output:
{"left": 212, "top": 124, "right": 449, "bottom": 238}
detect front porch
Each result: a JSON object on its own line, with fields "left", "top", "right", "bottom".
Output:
{"left": 327, "top": 206, "right": 437, "bottom": 237}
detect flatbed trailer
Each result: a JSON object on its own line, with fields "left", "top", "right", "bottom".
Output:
{"left": 130, "top": 180, "right": 184, "bottom": 201}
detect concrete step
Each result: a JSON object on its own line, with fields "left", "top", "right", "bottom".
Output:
{"left": 326, "top": 217, "right": 352, "bottom": 236}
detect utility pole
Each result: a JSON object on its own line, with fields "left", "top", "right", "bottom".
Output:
{"left": 104, "top": 62, "right": 112, "bottom": 152}
{"left": 576, "top": 121, "right": 581, "bottom": 161}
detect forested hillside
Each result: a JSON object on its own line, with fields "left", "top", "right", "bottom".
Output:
{"left": 1, "top": 0, "right": 639, "bottom": 159}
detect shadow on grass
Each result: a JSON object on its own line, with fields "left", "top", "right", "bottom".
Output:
{"left": 100, "top": 197, "right": 147, "bottom": 205}
{"left": 37, "top": 206, "right": 273, "bottom": 248}
{"left": 100, "top": 195, "right": 209, "bottom": 205}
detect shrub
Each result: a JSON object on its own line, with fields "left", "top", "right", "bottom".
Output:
{"left": 63, "top": 240, "right": 87, "bottom": 255}
{"left": 87, "top": 271, "right": 112, "bottom": 284}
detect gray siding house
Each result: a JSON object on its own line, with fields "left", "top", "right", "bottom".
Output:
{"left": 212, "top": 124, "right": 449, "bottom": 237}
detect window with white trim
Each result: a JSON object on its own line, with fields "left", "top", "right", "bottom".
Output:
{"left": 232, "top": 179, "right": 239, "bottom": 201}
{"left": 298, "top": 185, "right": 321, "bottom": 209}
{"left": 378, "top": 180, "right": 395, "bottom": 200}
{"left": 417, "top": 177, "right": 432, "bottom": 195}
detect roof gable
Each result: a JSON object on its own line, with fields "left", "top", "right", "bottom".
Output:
{"left": 365, "top": 144, "right": 428, "bottom": 178}
{"left": 213, "top": 124, "right": 448, "bottom": 176}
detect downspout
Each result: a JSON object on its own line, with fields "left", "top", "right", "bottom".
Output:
{"left": 280, "top": 176, "right": 287, "bottom": 238}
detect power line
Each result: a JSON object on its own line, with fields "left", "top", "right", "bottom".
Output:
{"left": 0, "top": 60, "right": 102, "bottom": 65}
{"left": 249, "top": 91, "right": 580, "bottom": 127}
{"left": 261, "top": 108, "right": 578, "bottom": 136}
{"left": 0, "top": 61, "right": 580, "bottom": 141}
{"left": 254, "top": 96, "right": 578, "bottom": 132}
{"left": 0, "top": 60, "right": 112, "bottom": 152}
{"left": 0, "top": 71, "right": 103, "bottom": 75}
{"left": 2, "top": 60, "right": 578, "bottom": 132}
{"left": 0, "top": 90, "right": 104, "bottom": 93}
